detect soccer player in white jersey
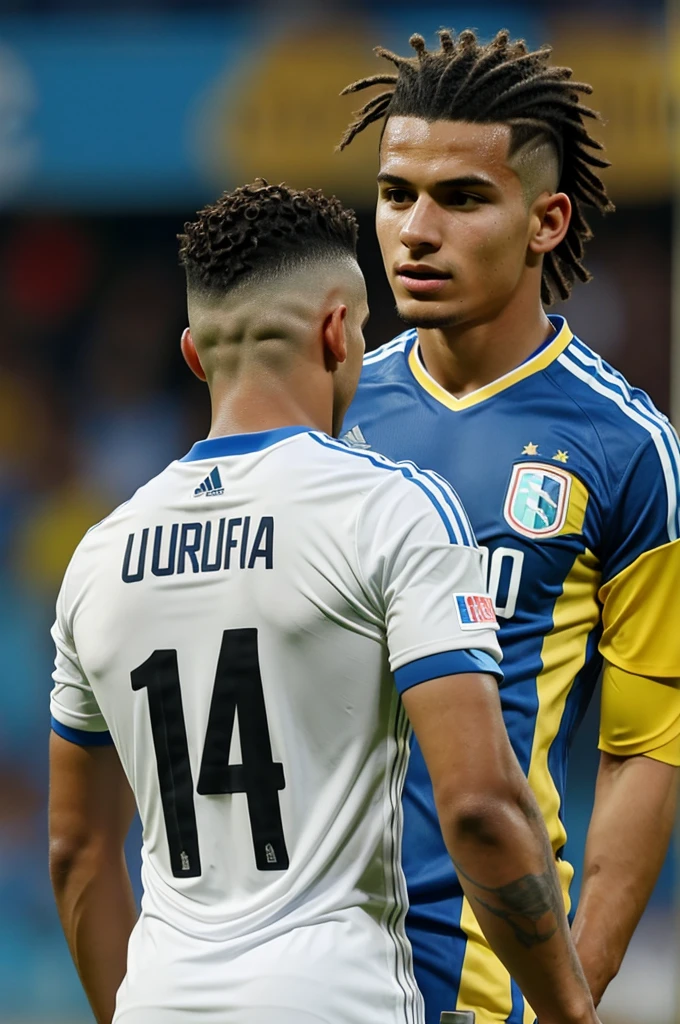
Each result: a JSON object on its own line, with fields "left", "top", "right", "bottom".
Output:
{"left": 49, "top": 181, "right": 601, "bottom": 1024}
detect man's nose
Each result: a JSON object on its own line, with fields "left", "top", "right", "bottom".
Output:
{"left": 399, "top": 197, "right": 442, "bottom": 252}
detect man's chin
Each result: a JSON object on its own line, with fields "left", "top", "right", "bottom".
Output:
{"left": 395, "top": 302, "right": 463, "bottom": 330}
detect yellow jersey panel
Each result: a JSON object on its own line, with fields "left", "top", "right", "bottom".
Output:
{"left": 600, "top": 662, "right": 680, "bottom": 764}
{"left": 599, "top": 538, "right": 680, "bottom": 678}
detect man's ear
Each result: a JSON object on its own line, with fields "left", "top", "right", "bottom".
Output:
{"left": 322, "top": 304, "right": 348, "bottom": 371}
{"left": 181, "top": 327, "right": 206, "bottom": 382}
{"left": 528, "top": 191, "right": 571, "bottom": 255}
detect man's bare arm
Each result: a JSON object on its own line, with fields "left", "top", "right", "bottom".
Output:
{"left": 402, "top": 672, "right": 599, "bottom": 1024}
{"left": 49, "top": 732, "right": 137, "bottom": 1024}
{"left": 571, "top": 751, "right": 678, "bottom": 1005}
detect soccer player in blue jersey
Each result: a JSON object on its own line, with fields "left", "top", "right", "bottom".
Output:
{"left": 339, "top": 28, "right": 680, "bottom": 1024}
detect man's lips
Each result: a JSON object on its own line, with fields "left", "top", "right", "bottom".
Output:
{"left": 396, "top": 266, "right": 451, "bottom": 294}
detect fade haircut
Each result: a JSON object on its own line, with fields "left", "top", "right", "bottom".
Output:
{"left": 179, "top": 180, "right": 359, "bottom": 295}
{"left": 339, "top": 29, "right": 614, "bottom": 305}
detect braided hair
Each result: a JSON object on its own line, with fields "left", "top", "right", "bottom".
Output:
{"left": 339, "top": 29, "right": 614, "bottom": 304}
{"left": 179, "top": 179, "right": 359, "bottom": 294}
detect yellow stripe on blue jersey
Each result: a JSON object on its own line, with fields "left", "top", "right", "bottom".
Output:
{"left": 456, "top": 546, "right": 600, "bottom": 1022}
{"left": 456, "top": 896, "right": 514, "bottom": 1021}
{"left": 529, "top": 546, "right": 600, "bottom": 891}
{"left": 344, "top": 315, "right": 680, "bottom": 1024}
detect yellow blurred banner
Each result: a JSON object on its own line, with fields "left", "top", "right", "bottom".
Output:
{"left": 196, "top": 23, "right": 387, "bottom": 205}
{"left": 195, "top": 19, "right": 676, "bottom": 206}
{"left": 549, "top": 22, "right": 673, "bottom": 203}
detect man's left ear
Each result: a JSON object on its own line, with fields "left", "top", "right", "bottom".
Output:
{"left": 528, "top": 192, "right": 572, "bottom": 255}
{"left": 322, "top": 304, "right": 348, "bottom": 370}
{"left": 181, "top": 327, "right": 207, "bottom": 382}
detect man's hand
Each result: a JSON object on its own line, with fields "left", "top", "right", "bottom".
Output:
{"left": 49, "top": 732, "right": 137, "bottom": 1024}
{"left": 571, "top": 751, "right": 678, "bottom": 1005}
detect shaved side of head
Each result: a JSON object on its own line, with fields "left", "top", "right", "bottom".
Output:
{"left": 188, "top": 255, "right": 366, "bottom": 382}
{"left": 509, "top": 134, "right": 561, "bottom": 206}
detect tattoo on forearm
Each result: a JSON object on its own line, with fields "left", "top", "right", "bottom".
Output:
{"left": 453, "top": 859, "right": 563, "bottom": 949}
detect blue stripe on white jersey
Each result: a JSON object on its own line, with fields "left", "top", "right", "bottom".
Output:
{"left": 309, "top": 432, "right": 475, "bottom": 548}
{"left": 558, "top": 345, "right": 680, "bottom": 541}
{"left": 390, "top": 458, "right": 476, "bottom": 548}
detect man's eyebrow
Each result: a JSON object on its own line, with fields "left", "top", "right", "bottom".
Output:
{"left": 377, "top": 172, "right": 497, "bottom": 189}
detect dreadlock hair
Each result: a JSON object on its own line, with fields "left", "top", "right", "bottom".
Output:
{"left": 339, "top": 28, "right": 614, "bottom": 305}
{"left": 179, "top": 180, "right": 359, "bottom": 295}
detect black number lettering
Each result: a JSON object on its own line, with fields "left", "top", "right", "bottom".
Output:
{"left": 131, "top": 630, "right": 288, "bottom": 878}
{"left": 197, "top": 629, "right": 288, "bottom": 871}
{"left": 131, "top": 650, "right": 201, "bottom": 878}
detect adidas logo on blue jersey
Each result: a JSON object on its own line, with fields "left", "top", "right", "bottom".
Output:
{"left": 341, "top": 425, "right": 371, "bottom": 449}
{"left": 194, "top": 467, "right": 224, "bottom": 497}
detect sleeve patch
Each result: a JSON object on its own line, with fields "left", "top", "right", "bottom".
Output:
{"left": 454, "top": 593, "right": 499, "bottom": 630}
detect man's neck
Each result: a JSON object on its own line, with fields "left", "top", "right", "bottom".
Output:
{"left": 416, "top": 303, "right": 556, "bottom": 399}
{"left": 206, "top": 377, "right": 331, "bottom": 439}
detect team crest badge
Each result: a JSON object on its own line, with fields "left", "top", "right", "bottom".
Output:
{"left": 503, "top": 462, "right": 571, "bottom": 539}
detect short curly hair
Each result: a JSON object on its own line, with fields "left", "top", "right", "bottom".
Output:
{"left": 340, "top": 29, "right": 614, "bottom": 305}
{"left": 179, "top": 180, "right": 359, "bottom": 294}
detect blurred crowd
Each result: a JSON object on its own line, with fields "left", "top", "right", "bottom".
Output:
{"left": 0, "top": 200, "right": 672, "bottom": 1018}
{"left": 0, "top": 214, "right": 199, "bottom": 1015}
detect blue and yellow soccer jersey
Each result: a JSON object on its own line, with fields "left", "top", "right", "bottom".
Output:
{"left": 342, "top": 314, "right": 680, "bottom": 1024}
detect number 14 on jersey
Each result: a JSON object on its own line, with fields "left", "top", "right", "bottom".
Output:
{"left": 131, "top": 628, "right": 289, "bottom": 878}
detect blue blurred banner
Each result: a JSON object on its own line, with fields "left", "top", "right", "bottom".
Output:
{"left": 0, "top": 10, "right": 542, "bottom": 208}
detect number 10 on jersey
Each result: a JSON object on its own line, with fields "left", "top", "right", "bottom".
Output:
{"left": 131, "top": 628, "right": 289, "bottom": 878}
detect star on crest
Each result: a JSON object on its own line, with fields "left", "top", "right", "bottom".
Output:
{"left": 522, "top": 442, "right": 539, "bottom": 455}
{"left": 553, "top": 450, "right": 569, "bottom": 463}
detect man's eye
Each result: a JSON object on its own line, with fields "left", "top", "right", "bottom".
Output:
{"left": 386, "top": 189, "right": 412, "bottom": 205}
{"left": 449, "top": 193, "right": 480, "bottom": 208}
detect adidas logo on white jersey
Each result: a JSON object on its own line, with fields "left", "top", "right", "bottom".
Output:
{"left": 194, "top": 466, "right": 224, "bottom": 497}
{"left": 341, "top": 425, "right": 371, "bottom": 449}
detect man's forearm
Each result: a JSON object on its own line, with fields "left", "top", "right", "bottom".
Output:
{"left": 51, "top": 849, "right": 137, "bottom": 1024}
{"left": 440, "top": 787, "right": 597, "bottom": 1024}
{"left": 571, "top": 752, "right": 678, "bottom": 1005}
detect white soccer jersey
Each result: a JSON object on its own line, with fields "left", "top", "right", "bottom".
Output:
{"left": 50, "top": 426, "right": 502, "bottom": 1024}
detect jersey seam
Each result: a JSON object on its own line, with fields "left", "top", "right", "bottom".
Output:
{"left": 84, "top": 496, "right": 133, "bottom": 537}
{"left": 548, "top": 351, "right": 658, "bottom": 501}
{"left": 309, "top": 432, "right": 469, "bottom": 546}
{"left": 56, "top": 549, "right": 80, "bottom": 643}
{"left": 548, "top": 355, "right": 674, "bottom": 563}
{"left": 607, "top": 433, "right": 661, "bottom": 517}
{"left": 543, "top": 358, "right": 642, "bottom": 521}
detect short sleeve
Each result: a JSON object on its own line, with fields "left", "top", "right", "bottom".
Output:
{"left": 50, "top": 564, "right": 112, "bottom": 745}
{"left": 355, "top": 468, "right": 502, "bottom": 694}
{"left": 598, "top": 433, "right": 680, "bottom": 762}
{"left": 599, "top": 434, "right": 680, "bottom": 678}
{"left": 599, "top": 664, "right": 680, "bottom": 765}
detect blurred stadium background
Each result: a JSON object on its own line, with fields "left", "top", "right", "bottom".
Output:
{"left": 0, "top": 0, "right": 676, "bottom": 1021}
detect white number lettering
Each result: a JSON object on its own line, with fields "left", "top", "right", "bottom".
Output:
{"left": 479, "top": 546, "right": 525, "bottom": 620}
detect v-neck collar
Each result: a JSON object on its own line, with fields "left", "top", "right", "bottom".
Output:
{"left": 407, "top": 315, "right": 573, "bottom": 412}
